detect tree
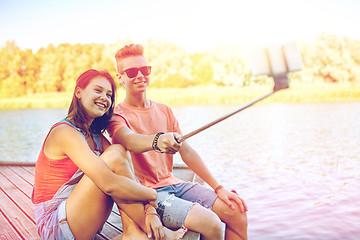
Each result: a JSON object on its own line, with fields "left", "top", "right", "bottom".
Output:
{"left": 0, "top": 41, "right": 28, "bottom": 96}
{"left": 190, "top": 53, "right": 215, "bottom": 86}
{"left": 145, "top": 39, "right": 193, "bottom": 88}
{"left": 1, "top": 35, "right": 359, "bottom": 98}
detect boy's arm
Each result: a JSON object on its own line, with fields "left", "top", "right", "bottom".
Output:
{"left": 179, "top": 141, "right": 247, "bottom": 211}
{"left": 179, "top": 141, "right": 220, "bottom": 189}
{"left": 112, "top": 126, "right": 181, "bottom": 154}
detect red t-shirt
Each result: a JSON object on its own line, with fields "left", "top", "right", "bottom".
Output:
{"left": 32, "top": 122, "right": 79, "bottom": 204}
{"left": 107, "top": 100, "right": 184, "bottom": 189}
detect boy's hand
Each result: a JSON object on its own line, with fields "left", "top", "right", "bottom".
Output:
{"left": 158, "top": 132, "right": 182, "bottom": 154}
{"left": 217, "top": 187, "right": 248, "bottom": 213}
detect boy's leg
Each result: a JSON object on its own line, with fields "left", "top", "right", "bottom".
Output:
{"left": 160, "top": 182, "right": 247, "bottom": 240}
{"left": 211, "top": 197, "right": 248, "bottom": 240}
{"left": 104, "top": 146, "right": 187, "bottom": 240}
{"left": 156, "top": 183, "right": 223, "bottom": 240}
{"left": 183, "top": 204, "right": 224, "bottom": 240}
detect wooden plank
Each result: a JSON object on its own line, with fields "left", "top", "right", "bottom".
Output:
{"left": 8, "top": 165, "right": 35, "bottom": 186}
{"left": 106, "top": 206, "right": 123, "bottom": 231}
{"left": 21, "top": 166, "right": 36, "bottom": 176}
{"left": 0, "top": 172, "right": 35, "bottom": 222}
{"left": 93, "top": 234, "right": 108, "bottom": 240}
{"left": 0, "top": 210, "right": 22, "bottom": 239}
{"left": 97, "top": 221, "right": 122, "bottom": 239}
{"left": 0, "top": 166, "right": 33, "bottom": 198}
{"left": 0, "top": 162, "right": 36, "bottom": 167}
{"left": 0, "top": 190, "right": 39, "bottom": 239}
{"left": 0, "top": 164, "right": 201, "bottom": 240}
{"left": 97, "top": 204, "right": 123, "bottom": 239}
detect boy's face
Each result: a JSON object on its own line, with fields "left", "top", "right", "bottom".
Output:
{"left": 116, "top": 55, "right": 150, "bottom": 94}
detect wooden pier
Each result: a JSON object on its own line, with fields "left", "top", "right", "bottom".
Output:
{"left": 0, "top": 163, "right": 201, "bottom": 239}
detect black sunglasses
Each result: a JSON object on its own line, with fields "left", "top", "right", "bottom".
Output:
{"left": 122, "top": 66, "right": 152, "bottom": 78}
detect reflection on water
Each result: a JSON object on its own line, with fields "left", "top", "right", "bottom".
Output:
{"left": 175, "top": 103, "right": 360, "bottom": 240}
{"left": 1, "top": 103, "right": 360, "bottom": 239}
{"left": 0, "top": 108, "right": 67, "bottom": 163}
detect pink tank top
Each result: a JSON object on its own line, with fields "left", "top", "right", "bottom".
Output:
{"left": 32, "top": 122, "right": 79, "bottom": 204}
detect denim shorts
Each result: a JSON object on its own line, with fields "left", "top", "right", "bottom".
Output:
{"left": 156, "top": 182, "right": 218, "bottom": 229}
{"left": 34, "top": 199, "right": 75, "bottom": 240}
{"left": 34, "top": 169, "right": 84, "bottom": 240}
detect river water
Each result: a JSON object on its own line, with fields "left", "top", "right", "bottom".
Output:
{"left": 1, "top": 103, "right": 359, "bottom": 239}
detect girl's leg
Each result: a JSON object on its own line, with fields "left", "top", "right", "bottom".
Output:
{"left": 119, "top": 209, "right": 188, "bottom": 240}
{"left": 65, "top": 144, "right": 185, "bottom": 240}
{"left": 65, "top": 144, "right": 148, "bottom": 240}
{"left": 104, "top": 146, "right": 187, "bottom": 239}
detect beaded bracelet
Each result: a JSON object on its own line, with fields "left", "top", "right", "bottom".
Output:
{"left": 214, "top": 185, "right": 224, "bottom": 194}
{"left": 152, "top": 132, "right": 165, "bottom": 153}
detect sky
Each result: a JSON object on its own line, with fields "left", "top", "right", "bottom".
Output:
{"left": 0, "top": 0, "right": 359, "bottom": 53}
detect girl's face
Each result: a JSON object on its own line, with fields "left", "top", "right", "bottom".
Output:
{"left": 76, "top": 76, "right": 113, "bottom": 120}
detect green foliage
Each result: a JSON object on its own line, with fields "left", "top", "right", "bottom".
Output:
{"left": 0, "top": 34, "right": 360, "bottom": 100}
{"left": 190, "top": 53, "right": 215, "bottom": 86}
{"left": 2, "top": 84, "right": 359, "bottom": 110}
{"left": 207, "top": 45, "right": 252, "bottom": 87}
{"left": 299, "top": 34, "right": 360, "bottom": 85}
{"left": 145, "top": 39, "right": 194, "bottom": 88}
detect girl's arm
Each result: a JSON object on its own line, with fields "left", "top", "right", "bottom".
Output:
{"left": 46, "top": 125, "right": 157, "bottom": 202}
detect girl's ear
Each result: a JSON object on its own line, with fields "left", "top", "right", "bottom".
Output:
{"left": 75, "top": 87, "right": 82, "bottom": 99}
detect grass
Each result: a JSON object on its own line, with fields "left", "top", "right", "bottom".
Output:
{"left": 0, "top": 92, "right": 73, "bottom": 110}
{"left": 0, "top": 84, "right": 359, "bottom": 110}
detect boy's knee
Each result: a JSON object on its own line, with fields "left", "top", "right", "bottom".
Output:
{"left": 222, "top": 200, "right": 248, "bottom": 226}
{"left": 216, "top": 199, "right": 247, "bottom": 221}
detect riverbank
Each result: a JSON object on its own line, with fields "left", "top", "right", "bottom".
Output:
{"left": 1, "top": 84, "right": 359, "bottom": 110}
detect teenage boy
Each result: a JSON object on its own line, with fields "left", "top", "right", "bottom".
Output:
{"left": 108, "top": 44, "right": 248, "bottom": 240}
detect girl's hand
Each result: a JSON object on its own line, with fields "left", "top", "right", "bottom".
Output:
{"left": 145, "top": 204, "right": 164, "bottom": 240}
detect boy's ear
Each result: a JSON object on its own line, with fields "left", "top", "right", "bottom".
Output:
{"left": 116, "top": 73, "right": 124, "bottom": 84}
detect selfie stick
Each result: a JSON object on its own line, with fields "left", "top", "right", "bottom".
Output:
{"left": 176, "top": 42, "right": 303, "bottom": 143}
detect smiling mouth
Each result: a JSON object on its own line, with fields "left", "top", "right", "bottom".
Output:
{"left": 95, "top": 102, "right": 107, "bottom": 110}
{"left": 134, "top": 81, "right": 147, "bottom": 87}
